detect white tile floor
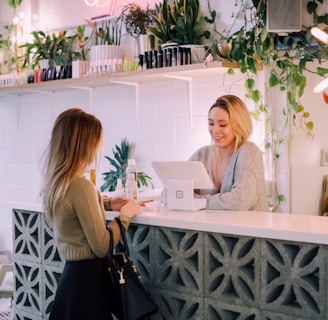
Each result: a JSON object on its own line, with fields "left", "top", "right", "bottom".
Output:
{"left": 0, "top": 252, "right": 12, "bottom": 320}
{"left": 0, "top": 298, "right": 12, "bottom": 320}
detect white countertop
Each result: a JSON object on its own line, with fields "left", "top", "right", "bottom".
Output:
{"left": 107, "top": 204, "right": 328, "bottom": 245}
{"left": 3, "top": 200, "right": 328, "bottom": 245}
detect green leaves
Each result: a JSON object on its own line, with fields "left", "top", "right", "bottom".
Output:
{"left": 269, "top": 73, "right": 279, "bottom": 87}
{"left": 146, "top": 0, "right": 177, "bottom": 44}
{"left": 223, "top": 0, "right": 327, "bottom": 210}
{"left": 244, "top": 78, "right": 261, "bottom": 103}
{"left": 316, "top": 67, "right": 328, "bottom": 77}
{"left": 7, "top": 0, "right": 22, "bottom": 9}
{"left": 101, "top": 138, "right": 131, "bottom": 192}
{"left": 20, "top": 30, "right": 80, "bottom": 68}
{"left": 147, "top": 0, "right": 214, "bottom": 45}
{"left": 137, "top": 172, "right": 154, "bottom": 189}
{"left": 100, "top": 138, "right": 153, "bottom": 192}
{"left": 121, "top": 3, "right": 152, "bottom": 39}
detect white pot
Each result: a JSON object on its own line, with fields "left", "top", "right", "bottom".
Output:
{"left": 90, "top": 45, "right": 122, "bottom": 63}
{"left": 72, "top": 60, "right": 89, "bottom": 79}
{"left": 161, "top": 42, "right": 179, "bottom": 50}
{"left": 39, "top": 59, "right": 49, "bottom": 70}
{"left": 180, "top": 45, "right": 207, "bottom": 64}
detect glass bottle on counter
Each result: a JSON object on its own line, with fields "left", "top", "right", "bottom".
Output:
{"left": 115, "top": 178, "right": 124, "bottom": 197}
{"left": 125, "top": 159, "right": 137, "bottom": 199}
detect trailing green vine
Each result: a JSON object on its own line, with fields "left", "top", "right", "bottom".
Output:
{"left": 0, "top": 0, "right": 23, "bottom": 74}
{"left": 217, "top": 0, "right": 328, "bottom": 211}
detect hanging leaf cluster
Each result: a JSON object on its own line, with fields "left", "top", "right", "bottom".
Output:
{"left": 7, "top": 0, "right": 22, "bottom": 9}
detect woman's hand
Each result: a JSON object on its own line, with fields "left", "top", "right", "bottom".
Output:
{"left": 110, "top": 197, "right": 129, "bottom": 211}
{"left": 119, "top": 199, "right": 143, "bottom": 218}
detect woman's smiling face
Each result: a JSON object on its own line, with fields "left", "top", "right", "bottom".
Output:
{"left": 208, "top": 107, "right": 236, "bottom": 149}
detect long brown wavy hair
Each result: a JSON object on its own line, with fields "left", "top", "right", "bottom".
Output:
{"left": 41, "top": 108, "right": 103, "bottom": 220}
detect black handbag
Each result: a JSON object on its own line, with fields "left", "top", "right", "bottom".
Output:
{"left": 107, "top": 217, "right": 158, "bottom": 320}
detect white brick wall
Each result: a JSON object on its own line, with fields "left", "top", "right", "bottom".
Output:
{"left": 0, "top": 72, "right": 265, "bottom": 251}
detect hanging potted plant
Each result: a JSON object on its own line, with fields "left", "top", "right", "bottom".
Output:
{"left": 120, "top": 3, "right": 154, "bottom": 55}
{"left": 214, "top": 0, "right": 328, "bottom": 211}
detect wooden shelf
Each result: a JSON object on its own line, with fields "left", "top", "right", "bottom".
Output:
{"left": 0, "top": 61, "right": 233, "bottom": 96}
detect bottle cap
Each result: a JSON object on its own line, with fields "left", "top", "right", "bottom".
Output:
{"left": 128, "top": 159, "right": 136, "bottom": 166}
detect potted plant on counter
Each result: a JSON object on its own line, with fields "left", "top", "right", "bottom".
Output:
{"left": 100, "top": 138, "right": 153, "bottom": 192}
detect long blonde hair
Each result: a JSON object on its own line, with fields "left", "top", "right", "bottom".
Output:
{"left": 41, "top": 108, "right": 103, "bottom": 220}
{"left": 209, "top": 95, "right": 252, "bottom": 151}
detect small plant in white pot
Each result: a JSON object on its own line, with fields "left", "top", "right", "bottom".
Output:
{"left": 120, "top": 3, "right": 154, "bottom": 55}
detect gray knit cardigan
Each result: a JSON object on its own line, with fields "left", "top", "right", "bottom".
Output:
{"left": 189, "top": 141, "right": 269, "bottom": 211}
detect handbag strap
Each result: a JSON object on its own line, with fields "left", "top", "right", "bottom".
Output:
{"left": 114, "top": 217, "right": 130, "bottom": 258}
{"left": 106, "top": 227, "right": 114, "bottom": 263}
{"left": 110, "top": 217, "right": 141, "bottom": 278}
{"left": 106, "top": 217, "right": 130, "bottom": 260}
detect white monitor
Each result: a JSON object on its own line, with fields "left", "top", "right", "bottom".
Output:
{"left": 151, "top": 161, "right": 214, "bottom": 189}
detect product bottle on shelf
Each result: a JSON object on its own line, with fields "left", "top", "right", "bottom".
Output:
{"left": 125, "top": 159, "right": 137, "bottom": 199}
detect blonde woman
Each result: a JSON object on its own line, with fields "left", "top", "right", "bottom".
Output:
{"left": 41, "top": 108, "right": 142, "bottom": 320}
{"left": 189, "top": 95, "right": 268, "bottom": 211}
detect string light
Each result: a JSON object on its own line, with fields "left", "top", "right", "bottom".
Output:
{"left": 84, "top": 0, "right": 111, "bottom": 7}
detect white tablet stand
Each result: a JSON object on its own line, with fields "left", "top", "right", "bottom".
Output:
{"left": 152, "top": 161, "right": 213, "bottom": 211}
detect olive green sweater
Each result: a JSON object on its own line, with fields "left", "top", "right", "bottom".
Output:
{"left": 48, "top": 176, "right": 130, "bottom": 261}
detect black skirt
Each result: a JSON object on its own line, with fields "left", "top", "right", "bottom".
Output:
{"left": 49, "top": 258, "right": 113, "bottom": 320}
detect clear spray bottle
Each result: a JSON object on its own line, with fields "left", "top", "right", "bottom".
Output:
{"left": 125, "top": 159, "right": 137, "bottom": 199}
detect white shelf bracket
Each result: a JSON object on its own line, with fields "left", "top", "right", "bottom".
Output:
{"left": 162, "top": 75, "right": 194, "bottom": 127}
{"left": 0, "top": 93, "right": 20, "bottom": 98}
{"left": 65, "top": 85, "right": 94, "bottom": 113}
{"left": 110, "top": 80, "right": 140, "bottom": 128}
{"left": 0, "top": 89, "right": 54, "bottom": 97}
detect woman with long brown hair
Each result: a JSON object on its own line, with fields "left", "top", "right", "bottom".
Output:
{"left": 41, "top": 108, "right": 142, "bottom": 319}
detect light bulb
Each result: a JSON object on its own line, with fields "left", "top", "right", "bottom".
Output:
{"left": 84, "top": 0, "right": 99, "bottom": 6}
{"left": 311, "top": 27, "right": 328, "bottom": 44}
{"left": 84, "top": 0, "right": 110, "bottom": 6}
{"left": 18, "top": 11, "right": 25, "bottom": 20}
{"left": 313, "top": 77, "right": 328, "bottom": 93}
{"left": 96, "top": 0, "right": 110, "bottom": 7}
